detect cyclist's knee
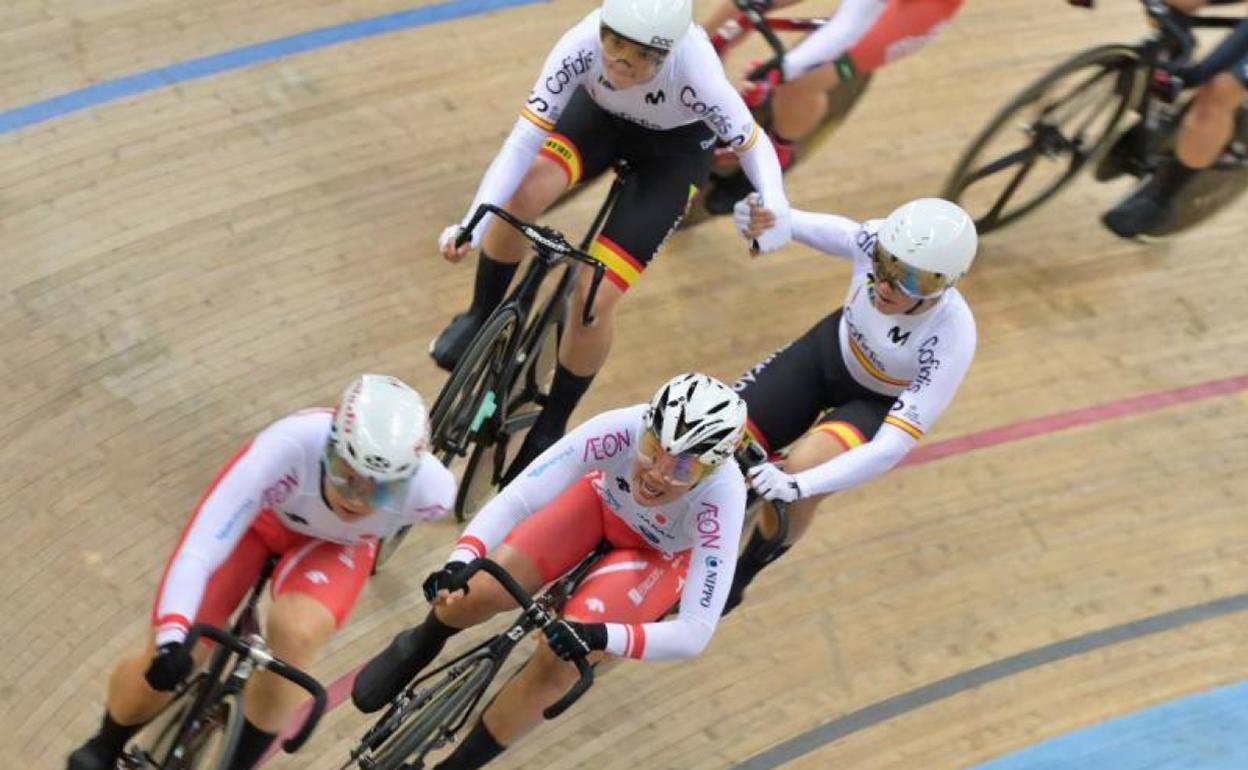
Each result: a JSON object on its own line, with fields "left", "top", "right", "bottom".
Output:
{"left": 782, "top": 62, "right": 842, "bottom": 97}
{"left": 571, "top": 271, "right": 624, "bottom": 321}
{"left": 529, "top": 638, "right": 583, "bottom": 688}
{"left": 264, "top": 593, "right": 336, "bottom": 664}
{"left": 1198, "top": 73, "right": 1248, "bottom": 113}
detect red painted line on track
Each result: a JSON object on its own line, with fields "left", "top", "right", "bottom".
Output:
{"left": 267, "top": 372, "right": 1248, "bottom": 763}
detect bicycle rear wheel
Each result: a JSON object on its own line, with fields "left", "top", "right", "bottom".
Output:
{"left": 943, "top": 44, "right": 1144, "bottom": 234}
{"left": 366, "top": 657, "right": 496, "bottom": 770}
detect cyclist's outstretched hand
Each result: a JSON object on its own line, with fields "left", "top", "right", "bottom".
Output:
{"left": 144, "top": 641, "right": 193, "bottom": 692}
{"left": 423, "top": 561, "right": 472, "bottom": 605}
{"left": 438, "top": 224, "right": 472, "bottom": 262}
{"left": 734, "top": 193, "right": 775, "bottom": 239}
{"left": 543, "top": 619, "right": 607, "bottom": 662}
{"left": 748, "top": 461, "right": 802, "bottom": 503}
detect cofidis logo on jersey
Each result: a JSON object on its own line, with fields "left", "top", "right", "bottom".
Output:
{"left": 545, "top": 49, "right": 595, "bottom": 95}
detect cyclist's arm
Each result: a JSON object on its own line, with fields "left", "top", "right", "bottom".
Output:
{"left": 781, "top": 0, "right": 888, "bottom": 80}
{"left": 603, "top": 481, "right": 746, "bottom": 660}
{"left": 791, "top": 208, "right": 861, "bottom": 259}
{"left": 459, "top": 15, "right": 598, "bottom": 241}
{"left": 152, "top": 432, "right": 297, "bottom": 645}
{"left": 405, "top": 456, "right": 457, "bottom": 523}
{"left": 793, "top": 310, "right": 976, "bottom": 497}
{"left": 446, "top": 408, "right": 639, "bottom": 563}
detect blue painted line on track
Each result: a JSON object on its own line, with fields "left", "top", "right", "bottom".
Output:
{"left": 0, "top": 0, "right": 543, "bottom": 134}
{"left": 969, "top": 679, "right": 1248, "bottom": 770}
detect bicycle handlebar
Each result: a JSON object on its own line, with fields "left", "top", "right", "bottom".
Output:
{"left": 456, "top": 204, "right": 608, "bottom": 327}
{"left": 735, "top": 442, "right": 791, "bottom": 554}
{"left": 449, "top": 558, "right": 595, "bottom": 719}
{"left": 185, "top": 623, "right": 328, "bottom": 753}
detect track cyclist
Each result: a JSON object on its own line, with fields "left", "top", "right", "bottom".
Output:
{"left": 352, "top": 373, "right": 748, "bottom": 770}
{"left": 66, "top": 375, "right": 455, "bottom": 770}
{"left": 1102, "top": 0, "right": 1248, "bottom": 238}
{"left": 704, "top": 0, "right": 963, "bottom": 188}
{"left": 432, "top": 0, "right": 792, "bottom": 482}
{"left": 724, "top": 196, "right": 977, "bottom": 613}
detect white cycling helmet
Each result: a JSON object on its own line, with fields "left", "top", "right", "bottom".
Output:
{"left": 876, "top": 198, "right": 978, "bottom": 297}
{"left": 601, "top": 0, "right": 692, "bottom": 52}
{"left": 643, "top": 373, "right": 747, "bottom": 467}
{"left": 328, "top": 374, "right": 429, "bottom": 483}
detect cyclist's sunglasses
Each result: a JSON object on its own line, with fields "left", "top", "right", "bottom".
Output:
{"left": 637, "top": 429, "right": 713, "bottom": 487}
{"left": 871, "top": 242, "right": 949, "bottom": 300}
{"left": 600, "top": 25, "right": 669, "bottom": 67}
{"left": 322, "top": 446, "right": 412, "bottom": 510}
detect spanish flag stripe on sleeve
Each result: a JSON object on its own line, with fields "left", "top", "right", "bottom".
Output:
{"left": 883, "top": 415, "right": 923, "bottom": 440}
{"left": 522, "top": 107, "right": 555, "bottom": 131}
{"left": 744, "top": 419, "right": 771, "bottom": 456}
{"left": 739, "top": 123, "right": 760, "bottom": 153}
{"left": 589, "top": 235, "right": 644, "bottom": 291}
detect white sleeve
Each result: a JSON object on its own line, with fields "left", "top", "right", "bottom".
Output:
{"left": 880, "top": 311, "right": 977, "bottom": 439}
{"left": 791, "top": 423, "right": 915, "bottom": 498}
{"left": 781, "top": 0, "right": 888, "bottom": 80}
{"left": 737, "top": 129, "right": 790, "bottom": 214}
{"left": 459, "top": 117, "right": 549, "bottom": 244}
{"left": 446, "top": 408, "right": 639, "bottom": 563}
{"left": 459, "top": 15, "right": 598, "bottom": 242}
{"left": 603, "top": 480, "right": 746, "bottom": 661}
{"left": 793, "top": 309, "right": 976, "bottom": 498}
{"left": 791, "top": 209, "right": 861, "bottom": 259}
{"left": 152, "top": 432, "right": 295, "bottom": 645}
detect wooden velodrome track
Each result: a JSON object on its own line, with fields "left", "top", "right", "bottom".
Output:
{"left": 3, "top": 0, "right": 1246, "bottom": 768}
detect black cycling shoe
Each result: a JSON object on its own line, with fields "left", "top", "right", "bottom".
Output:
{"left": 66, "top": 740, "right": 116, "bottom": 770}
{"left": 1101, "top": 183, "right": 1173, "bottom": 239}
{"left": 430, "top": 311, "right": 485, "bottom": 372}
{"left": 703, "top": 170, "right": 758, "bottom": 216}
{"left": 352, "top": 628, "right": 441, "bottom": 714}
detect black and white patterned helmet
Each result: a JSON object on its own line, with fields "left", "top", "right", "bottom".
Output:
{"left": 643, "top": 373, "right": 747, "bottom": 467}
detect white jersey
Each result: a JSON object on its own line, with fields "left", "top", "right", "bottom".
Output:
{"left": 459, "top": 10, "right": 789, "bottom": 247}
{"left": 448, "top": 405, "right": 746, "bottom": 661}
{"left": 522, "top": 10, "right": 760, "bottom": 148}
{"left": 153, "top": 410, "right": 455, "bottom": 644}
{"left": 780, "top": 209, "right": 976, "bottom": 498}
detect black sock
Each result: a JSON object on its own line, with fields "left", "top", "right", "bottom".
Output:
{"left": 469, "top": 251, "right": 519, "bottom": 317}
{"left": 226, "top": 717, "right": 277, "bottom": 770}
{"left": 531, "top": 363, "right": 595, "bottom": 438}
{"left": 88, "top": 709, "right": 144, "bottom": 757}
{"left": 434, "top": 718, "right": 506, "bottom": 770}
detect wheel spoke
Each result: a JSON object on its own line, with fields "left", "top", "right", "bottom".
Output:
{"left": 984, "top": 148, "right": 1042, "bottom": 226}
{"left": 964, "top": 144, "right": 1040, "bottom": 187}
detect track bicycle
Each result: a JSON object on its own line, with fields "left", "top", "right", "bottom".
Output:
{"left": 943, "top": 0, "right": 1248, "bottom": 235}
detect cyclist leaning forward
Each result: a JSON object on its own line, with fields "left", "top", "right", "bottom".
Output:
{"left": 352, "top": 373, "right": 749, "bottom": 770}
{"left": 433, "top": 0, "right": 792, "bottom": 481}
{"left": 66, "top": 375, "right": 455, "bottom": 770}
{"left": 723, "top": 195, "right": 978, "bottom": 614}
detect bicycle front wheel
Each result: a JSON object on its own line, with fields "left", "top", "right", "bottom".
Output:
{"left": 121, "top": 683, "right": 243, "bottom": 770}
{"left": 943, "top": 44, "right": 1144, "bottom": 234}
{"left": 366, "top": 656, "right": 496, "bottom": 770}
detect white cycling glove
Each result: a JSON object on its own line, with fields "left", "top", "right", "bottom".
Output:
{"left": 748, "top": 462, "right": 803, "bottom": 503}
